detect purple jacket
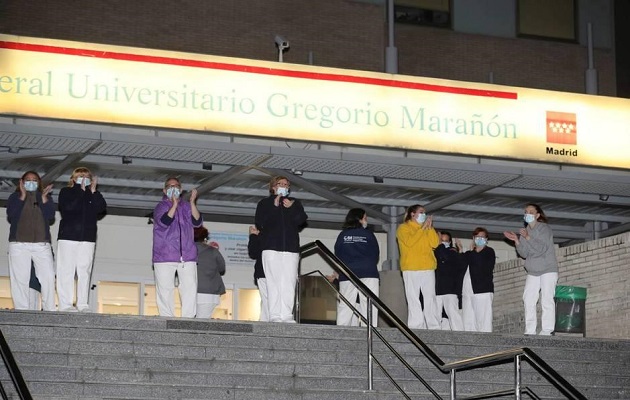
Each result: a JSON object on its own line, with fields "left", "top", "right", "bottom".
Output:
{"left": 152, "top": 197, "right": 203, "bottom": 263}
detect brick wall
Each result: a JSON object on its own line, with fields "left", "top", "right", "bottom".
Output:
{"left": 0, "top": 0, "right": 617, "bottom": 96}
{"left": 493, "top": 232, "right": 630, "bottom": 339}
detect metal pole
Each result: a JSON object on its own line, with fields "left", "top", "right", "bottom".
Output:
{"left": 515, "top": 355, "right": 522, "bottom": 400}
{"left": 585, "top": 22, "right": 598, "bottom": 94}
{"left": 385, "top": 0, "right": 398, "bottom": 73}
{"left": 450, "top": 369, "right": 456, "bottom": 399}
{"left": 367, "top": 297, "right": 374, "bottom": 390}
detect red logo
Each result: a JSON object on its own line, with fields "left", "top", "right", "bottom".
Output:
{"left": 546, "top": 111, "right": 577, "bottom": 145}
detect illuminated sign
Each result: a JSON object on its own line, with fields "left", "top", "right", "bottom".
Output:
{"left": 1, "top": 34, "right": 629, "bottom": 169}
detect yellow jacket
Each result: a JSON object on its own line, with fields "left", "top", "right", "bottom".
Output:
{"left": 396, "top": 220, "right": 439, "bottom": 271}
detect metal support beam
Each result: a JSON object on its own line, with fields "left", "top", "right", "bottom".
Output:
{"left": 0, "top": 149, "right": 67, "bottom": 160}
{"left": 188, "top": 155, "right": 272, "bottom": 199}
{"left": 599, "top": 221, "right": 630, "bottom": 238}
{"left": 40, "top": 141, "right": 102, "bottom": 186}
{"left": 258, "top": 167, "right": 392, "bottom": 223}
{"left": 424, "top": 184, "right": 495, "bottom": 213}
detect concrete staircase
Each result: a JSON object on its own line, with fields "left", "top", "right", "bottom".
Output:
{"left": 1, "top": 309, "right": 629, "bottom": 399}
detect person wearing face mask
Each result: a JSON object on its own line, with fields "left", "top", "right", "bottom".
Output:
{"left": 6, "top": 171, "right": 56, "bottom": 311}
{"left": 434, "top": 231, "right": 466, "bottom": 331}
{"left": 331, "top": 208, "right": 380, "bottom": 327}
{"left": 254, "top": 176, "right": 308, "bottom": 323}
{"left": 193, "top": 226, "right": 226, "bottom": 319}
{"left": 504, "top": 203, "right": 558, "bottom": 336}
{"left": 57, "top": 167, "right": 107, "bottom": 312}
{"left": 152, "top": 177, "right": 202, "bottom": 318}
{"left": 396, "top": 204, "right": 440, "bottom": 330}
{"left": 462, "top": 227, "right": 495, "bottom": 332}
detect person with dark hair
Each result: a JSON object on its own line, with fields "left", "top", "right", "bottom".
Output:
{"left": 57, "top": 166, "right": 107, "bottom": 312}
{"left": 462, "top": 227, "right": 495, "bottom": 332}
{"left": 193, "top": 226, "right": 226, "bottom": 319}
{"left": 6, "top": 171, "right": 56, "bottom": 311}
{"left": 396, "top": 204, "right": 440, "bottom": 330}
{"left": 434, "top": 231, "right": 466, "bottom": 331}
{"left": 248, "top": 226, "right": 268, "bottom": 321}
{"left": 504, "top": 203, "right": 558, "bottom": 335}
{"left": 255, "top": 176, "right": 308, "bottom": 323}
{"left": 152, "top": 177, "right": 202, "bottom": 318}
{"left": 332, "top": 208, "right": 380, "bottom": 327}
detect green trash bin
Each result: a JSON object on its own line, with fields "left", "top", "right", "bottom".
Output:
{"left": 554, "top": 285, "right": 587, "bottom": 336}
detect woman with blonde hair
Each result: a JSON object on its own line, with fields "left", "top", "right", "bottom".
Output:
{"left": 57, "top": 167, "right": 107, "bottom": 312}
{"left": 396, "top": 204, "right": 440, "bottom": 329}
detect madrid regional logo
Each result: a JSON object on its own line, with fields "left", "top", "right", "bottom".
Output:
{"left": 545, "top": 111, "right": 578, "bottom": 157}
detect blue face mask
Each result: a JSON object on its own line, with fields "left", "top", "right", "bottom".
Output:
{"left": 166, "top": 187, "right": 181, "bottom": 199}
{"left": 276, "top": 187, "right": 289, "bottom": 197}
{"left": 415, "top": 212, "right": 427, "bottom": 223}
{"left": 474, "top": 237, "right": 487, "bottom": 247}
{"left": 24, "top": 181, "right": 38, "bottom": 192}
{"left": 75, "top": 177, "right": 91, "bottom": 186}
{"left": 524, "top": 214, "right": 536, "bottom": 224}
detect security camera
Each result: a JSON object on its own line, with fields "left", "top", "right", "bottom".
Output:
{"left": 275, "top": 35, "right": 289, "bottom": 50}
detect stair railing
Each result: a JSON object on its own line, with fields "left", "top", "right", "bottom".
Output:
{"left": 0, "top": 328, "right": 33, "bottom": 400}
{"left": 300, "top": 240, "right": 586, "bottom": 400}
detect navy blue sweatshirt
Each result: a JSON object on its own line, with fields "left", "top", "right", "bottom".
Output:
{"left": 334, "top": 227, "right": 379, "bottom": 281}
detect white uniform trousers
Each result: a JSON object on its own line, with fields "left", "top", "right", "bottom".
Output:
{"left": 337, "top": 278, "right": 379, "bottom": 327}
{"left": 56, "top": 240, "right": 96, "bottom": 312}
{"left": 196, "top": 293, "right": 221, "bottom": 319}
{"left": 523, "top": 272, "right": 558, "bottom": 335}
{"left": 154, "top": 261, "right": 198, "bottom": 318}
{"left": 402, "top": 270, "right": 440, "bottom": 330}
{"left": 471, "top": 292, "right": 494, "bottom": 332}
{"left": 257, "top": 278, "right": 270, "bottom": 322}
{"left": 8, "top": 242, "right": 56, "bottom": 311}
{"left": 29, "top": 288, "right": 41, "bottom": 310}
{"left": 462, "top": 268, "right": 494, "bottom": 332}
{"left": 462, "top": 268, "right": 476, "bottom": 331}
{"left": 262, "top": 250, "right": 299, "bottom": 323}
{"left": 436, "top": 294, "right": 464, "bottom": 331}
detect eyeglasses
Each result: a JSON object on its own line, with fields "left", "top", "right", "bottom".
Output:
{"left": 165, "top": 184, "right": 181, "bottom": 189}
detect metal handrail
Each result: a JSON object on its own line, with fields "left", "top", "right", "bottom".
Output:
{"left": 300, "top": 240, "right": 587, "bottom": 400}
{"left": 0, "top": 328, "right": 33, "bottom": 400}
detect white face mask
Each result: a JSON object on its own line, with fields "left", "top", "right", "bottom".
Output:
{"left": 75, "top": 176, "right": 91, "bottom": 186}
{"left": 524, "top": 213, "right": 536, "bottom": 224}
{"left": 166, "top": 187, "right": 181, "bottom": 199}
{"left": 361, "top": 221, "right": 368, "bottom": 229}
{"left": 276, "top": 187, "right": 289, "bottom": 197}
{"left": 415, "top": 212, "right": 427, "bottom": 223}
{"left": 474, "top": 237, "right": 487, "bottom": 247}
{"left": 441, "top": 241, "right": 450, "bottom": 248}
{"left": 24, "top": 181, "right": 38, "bottom": 192}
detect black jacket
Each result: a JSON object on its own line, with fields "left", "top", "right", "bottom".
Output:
{"left": 248, "top": 233, "right": 265, "bottom": 284}
{"left": 57, "top": 185, "right": 107, "bottom": 242}
{"left": 254, "top": 195, "right": 308, "bottom": 253}
{"left": 434, "top": 244, "right": 467, "bottom": 295}
{"left": 464, "top": 247, "right": 496, "bottom": 294}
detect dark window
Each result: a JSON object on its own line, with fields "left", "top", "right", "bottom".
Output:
{"left": 517, "top": 0, "right": 577, "bottom": 41}
{"left": 394, "top": 0, "right": 451, "bottom": 29}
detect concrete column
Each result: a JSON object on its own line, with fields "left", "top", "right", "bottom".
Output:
{"left": 378, "top": 205, "right": 407, "bottom": 327}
